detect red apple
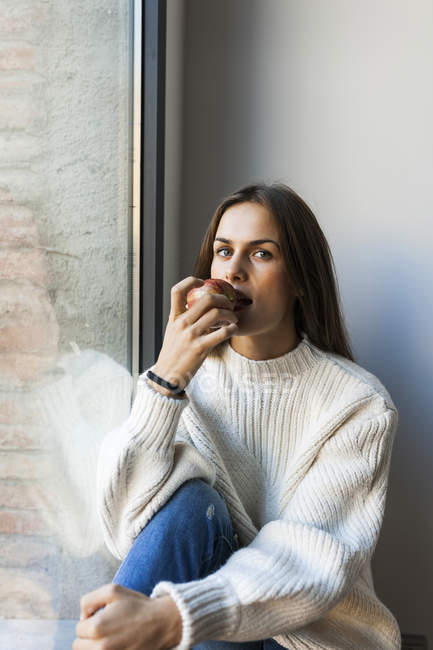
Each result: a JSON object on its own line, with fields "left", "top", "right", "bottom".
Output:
{"left": 186, "top": 278, "right": 237, "bottom": 310}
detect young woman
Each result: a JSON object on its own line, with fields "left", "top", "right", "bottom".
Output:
{"left": 74, "top": 183, "right": 400, "bottom": 650}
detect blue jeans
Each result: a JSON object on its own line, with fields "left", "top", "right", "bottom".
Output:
{"left": 112, "top": 478, "right": 286, "bottom": 650}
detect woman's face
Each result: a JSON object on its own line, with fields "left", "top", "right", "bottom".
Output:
{"left": 210, "top": 201, "right": 298, "bottom": 340}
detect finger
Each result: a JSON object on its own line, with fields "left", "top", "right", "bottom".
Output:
{"left": 72, "top": 638, "right": 97, "bottom": 649}
{"left": 73, "top": 634, "right": 126, "bottom": 650}
{"left": 170, "top": 276, "right": 204, "bottom": 319}
{"left": 193, "top": 306, "right": 238, "bottom": 336}
{"left": 202, "top": 321, "right": 239, "bottom": 345}
{"left": 80, "top": 583, "right": 121, "bottom": 619}
{"left": 184, "top": 293, "right": 235, "bottom": 326}
{"left": 75, "top": 606, "right": 108, "bottom": 639}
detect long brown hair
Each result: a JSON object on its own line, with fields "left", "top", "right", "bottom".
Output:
{"left": 193, "top": 182, "right": 355, "bottom": 362}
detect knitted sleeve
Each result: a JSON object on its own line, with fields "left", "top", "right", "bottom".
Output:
{"left": 96, "top": 374, "right": 216, "bottom": 560}
{"left": 151, "top": 403, "right": 398, "bottom": 649}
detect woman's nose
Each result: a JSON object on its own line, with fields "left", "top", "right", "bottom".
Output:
{"left": 225, "top": 268, "right": 246, "bottom": 282}
{"left": 223, "top": 253, "right": 247, "bottom": 282}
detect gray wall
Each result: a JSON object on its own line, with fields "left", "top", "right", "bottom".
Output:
{"left": 40, "top": 0, "right": 131, "bottom": 367}
{"left": 175, "top": 0, "right": 433, "bottom": 642}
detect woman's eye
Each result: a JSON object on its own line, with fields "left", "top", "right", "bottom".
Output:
{"left": 216, "top": 247, "right": 271, "bottom": 259}
{"left": 216, "top": 247, "right": 230, "bottom": 257}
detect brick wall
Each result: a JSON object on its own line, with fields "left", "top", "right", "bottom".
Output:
{"left": 0, "top": 1, "right": 62, "bottom": 619}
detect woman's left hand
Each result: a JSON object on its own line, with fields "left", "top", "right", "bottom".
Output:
{"left": 73, "top": 583, "right": 183, "bottom": 649}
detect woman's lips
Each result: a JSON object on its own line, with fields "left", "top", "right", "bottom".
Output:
{"left": 234, "top": 304, "right": 252, "bottom": 312}
{"left": 232, "top": 288, "right": 253, "bottom": 311}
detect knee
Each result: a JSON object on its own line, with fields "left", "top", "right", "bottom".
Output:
{"left": 167, "top": 478, "right": 229, "bottom": 527}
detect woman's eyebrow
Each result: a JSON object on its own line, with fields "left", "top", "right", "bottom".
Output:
{"left": 214, "top": 237, "right": 280, "bottom": 250}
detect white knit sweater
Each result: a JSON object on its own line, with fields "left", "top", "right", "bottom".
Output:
{"left": 96, "top": 331, "right": 401, "bottom": 650}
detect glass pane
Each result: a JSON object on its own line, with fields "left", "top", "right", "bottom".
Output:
{"left": 0, "top": 1, "right": 133, "bottom": 646}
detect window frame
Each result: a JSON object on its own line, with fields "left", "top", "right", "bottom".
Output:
{"left": 132, "top": 0, "right": 167, "bottom": 389}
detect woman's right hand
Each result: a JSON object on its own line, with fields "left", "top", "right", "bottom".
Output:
{"left": 149, "top": 276, "right": 239, "bottom": 393}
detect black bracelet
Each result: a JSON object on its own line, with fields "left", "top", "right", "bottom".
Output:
{"left": 146, "top": 370, "right": 186, "bottom": 397}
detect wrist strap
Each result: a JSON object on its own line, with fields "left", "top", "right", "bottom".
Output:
{"left": 146, "top": 370, "right": 186, "bottom": 397}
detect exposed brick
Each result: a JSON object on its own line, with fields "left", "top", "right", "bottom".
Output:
{"left": 0, "top": 185, "right": 13, "bottom": 201}
{"left": 0, "top": 567, "right": 57, "bottom": 618}
{"left": 0, "top": 424, "right": 53, "bottom": 449}
{"left": 0, "top": 3, "right": 49, "bottom": 36}
{"left": 0, "top": 321, "right": 54, "bottom": 353}
{"left": 0, "top": 352, "right": 58, "bottom": 384}
{"left": 0, "top": 509, "right": 54, "bottom": 536}
{"left": 0, "top": 283, "right": 59, "bottom": 353}
{"left": 0, "top": 481, "right": 56, "bottom": 511}
{"left": 0, "top": 391, "right": 42, "bottom": 426}
{"left": 0, "top": 96, "right": 44, "bottom": 130}
{"left": 0, "top": 534, "right": 58, "bottom": 568}
{"left": 0, "top": 450, "right": 53, "bottom": 481}
{"left": 0, "top": 42, "right": 35, "bottom": 71}
{"left": 0, "top": 133, "right": 41, "bottom": 162}
{"left": 0, "top": 247, "right": 47, "bottom": 285}
{"left": 0, "top": 204, "right": 39, "bottom": 246}
{"left": 0, "top": 170, "right": 46, "bottom": 203}
{"left": 0, "top": 326, "right": 56, "bottom": 357}
{"left": 0, "top": 203, "right": 34, "bottom": 221}
{"left": 0, "top": 70, "right": 45, "bottom": 91}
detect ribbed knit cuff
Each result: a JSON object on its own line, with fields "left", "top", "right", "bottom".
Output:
{"left": 150, "top": 573, "right": 241, "bottom": 649}
{"left": 127, "top": 375, "right": 189, "bottom": 455}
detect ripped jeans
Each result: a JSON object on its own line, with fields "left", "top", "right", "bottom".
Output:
{"left": 112, "top": 478, "right": 286, "bottom": 650}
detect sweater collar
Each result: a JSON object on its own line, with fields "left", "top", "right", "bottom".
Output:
{"left": 215, "top": 330, "right": 322, "bottom": 379}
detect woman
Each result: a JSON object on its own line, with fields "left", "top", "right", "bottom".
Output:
{"left": 74, "top": 183, "right": 400, "bottom": 649}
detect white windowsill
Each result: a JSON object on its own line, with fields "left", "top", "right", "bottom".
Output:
{"left": 0, "top": 619, "right": 79, "bottom": 650}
